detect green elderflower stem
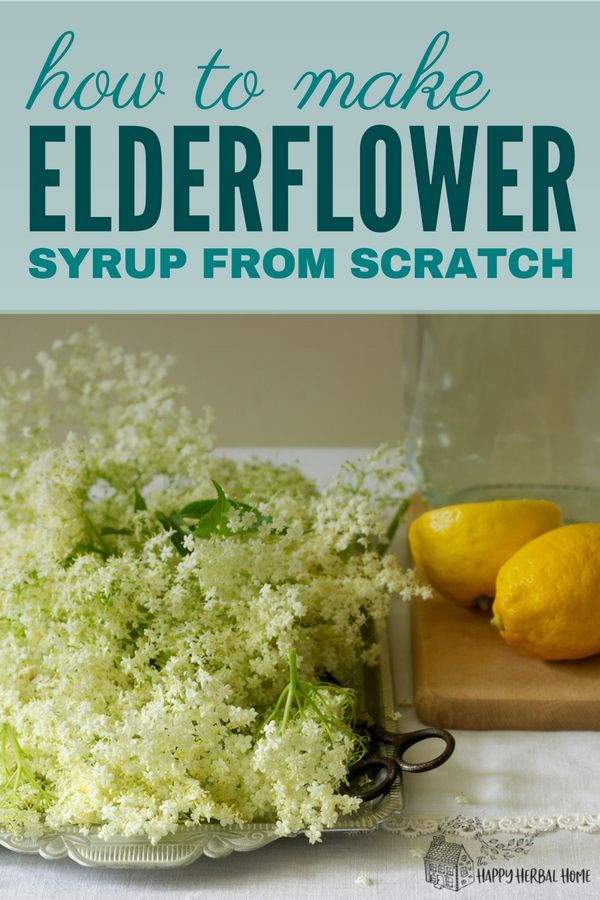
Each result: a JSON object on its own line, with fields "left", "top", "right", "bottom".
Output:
{"left": 0, "top": 723, "right": 53, "bottom": 809}
{"left": 279, "top": 649, "right": 299, "bottom": 732}
{"left": 264, "top": 651, "right": 367, "bottom": 765}
{"left": 377, "top": 497, "right": 411, "bottom": 556}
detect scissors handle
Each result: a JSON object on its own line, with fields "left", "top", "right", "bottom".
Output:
{"left": 375, "top": 725, "right": 455, "bottom": 774}
{"left": 346, "top": 756, "right": 399, "bottom": 802}
{"left": 347, "top": 725, "right": 455, "bottom": 801}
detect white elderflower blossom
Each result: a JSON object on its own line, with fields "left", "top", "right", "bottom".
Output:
{"left": 0, "top": 332, "right": 422, "bottom": 844}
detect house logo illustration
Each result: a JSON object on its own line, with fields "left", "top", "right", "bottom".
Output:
{"left": 424, "top": 833, "right": 475, "bottom": 891}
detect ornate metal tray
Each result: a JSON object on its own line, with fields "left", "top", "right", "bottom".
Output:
{"left": 0, "top": 621, "right": 426, "bottom": 868}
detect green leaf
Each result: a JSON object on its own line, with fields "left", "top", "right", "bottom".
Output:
{"left": 180, "top": 499, "right": 217, "bottom": 519}
{"left": 169, "top": 511, "right": 189, "bottom": 531}
{"left": 134, "top": 487, "right": 147, "bottom": 511}
{"left": 193, "top": 481, "right": 231, "bottom": 539}
{"left": 230, "top": 499, "right": 272, "bottom": 533}
{"left": 155, "top": 510, "right": 195, "bottom": 556}
{"left": 181, "top": 497, "right": 267, "bottom": 533}
{"left": 165, "top": 483, "right": 276, "bottom": 545}
{"left": 169, "top": 530, "right": 188, "bottom": 556}
{"left": 69, "top": 542, "right": 109, "bottom": 559}
{"left": 100, "top": 526, "right": 132, "bottom": 537}
{"left": 155, "top": 511, "right": 171, "bottom": 531}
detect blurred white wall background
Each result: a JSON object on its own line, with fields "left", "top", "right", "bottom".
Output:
{"left": 0, "top": 316, "right": 412, "bottom": 446}
{"left": 3, "top": 315, "right": 596, "bottom": 449}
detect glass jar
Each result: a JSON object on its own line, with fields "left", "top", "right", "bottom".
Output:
{"left": 404, "top": 315, "right": 600, "bottom": 522}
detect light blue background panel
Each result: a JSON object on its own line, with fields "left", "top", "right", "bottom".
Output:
{"left": 1, "top": 1, "right": 597, "bottom": 311}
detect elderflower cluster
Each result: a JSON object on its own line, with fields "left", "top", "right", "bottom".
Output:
{"left": 0, "top": 331, "right": 425, "bottom": 844}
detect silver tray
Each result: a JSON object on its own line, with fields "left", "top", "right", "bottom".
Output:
{"left": 0, "top": 622, "right": 404, "bottom": 868}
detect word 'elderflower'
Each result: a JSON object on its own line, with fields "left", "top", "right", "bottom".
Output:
{"left": 0, "top": 331, "right": 426, "bottom": 844}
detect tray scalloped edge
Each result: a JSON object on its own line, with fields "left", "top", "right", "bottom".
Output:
{"left": 0, "top": 779, "right": 403, "bottom": 868}
{"left": 0, "top": 621, "right": 403, "bottom": 868}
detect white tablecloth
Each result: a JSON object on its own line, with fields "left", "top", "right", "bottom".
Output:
{"left": 3, "top": 449, "right": 599, "bottom": 900}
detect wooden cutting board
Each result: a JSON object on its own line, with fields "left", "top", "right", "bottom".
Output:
{"left": 411, "top": 594, "right": 600, "bottom": 730}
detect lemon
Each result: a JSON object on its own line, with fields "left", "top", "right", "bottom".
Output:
{"left": 408, "top": 499, "right": 561, "bottom": 607}
{"left": 492, "top": 524, "right": 600, "bottom": 660}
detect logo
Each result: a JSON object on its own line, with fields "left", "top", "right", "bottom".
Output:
{"left": 420, "top": 821, "right": 592, "bottom": 891}
{"left": 424, "top": 833, "right": 474, "bottom": 892}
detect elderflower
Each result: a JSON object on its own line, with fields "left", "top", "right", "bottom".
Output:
{"left": 0, "top": 331, "right": 422, "bottom": 844}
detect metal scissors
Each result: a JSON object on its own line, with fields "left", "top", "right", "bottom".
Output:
{"left": 348, "top": 724, "right": 455, "bottom": 801}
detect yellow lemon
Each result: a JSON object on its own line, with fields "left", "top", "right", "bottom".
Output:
{"left": 408, "top": 499, "right": 561, "bottom": 607}
{"left": 492, "top": 524, "right": 600, "bottom": 660}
